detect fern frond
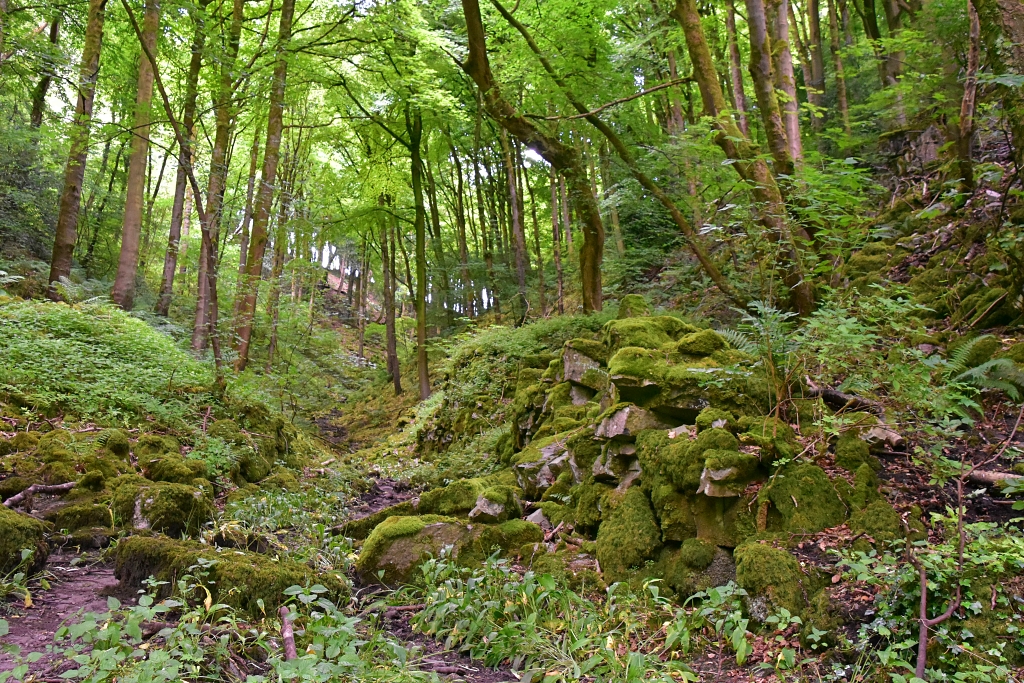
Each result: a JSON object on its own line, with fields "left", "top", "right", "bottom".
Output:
{"left": 717, "top": 328, "right": 758, "bottom": 355}
{"left": 955, "top": 357, "right": 1024, "bottom": 400}
{"left": 947, "top": 334, "right": 996, "bottom": 375}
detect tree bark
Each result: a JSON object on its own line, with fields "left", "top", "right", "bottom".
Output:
{"left": 460, "top": 0, "right": 603, "bottom": 311}
{"left": 154, "top": 8, "right": 203, "bottom": 316}
{"left": 47, "top": 0, "right": 107, "bottom": 299}
{"left": 381, "top": 202, "right": 402, "bottom": 395}
{"left": 724, "top": 0, "right": 750, "bottom": 136}
{"left": 238, "top": 128, "right": 261, "bottom": 277}
{"left": 550, "top": 167, "right": 564, "bottom": 314}
{"left": 526, "top": 176, "right": 546, "bottom": 316}
{"left": 826, "top": 0, "right": 851, "bottom": 134}
{"left": 500, "top": 128, "right": 528, "bottom": 309}
{"left": 425, "top": 154, "right": 452, "bottom": 327}
{"left": 806, "top": 0, "right": 827, "bottom": 133}
{"left": 111, "top": 0, "right": 160, "bottom": 310}
{"left": 744, "top": 0, "right": 795, "bottom": 176}
{"left": 29, "top": 16, "right": 60, "bottom": 127}
{"left": 235, "top": 0, "right": 295, "bottom": 371}
{"left": 450, "top": 140, "right": 475, "bottom": 316}
{"left": 407, "top": 107, "right": 431, "bottom": 400}
{"left": 767, "top": 0, "right": 802, "bottom": 163}
{"left": 957, "top": 0, "right": 980, "bottom": 190}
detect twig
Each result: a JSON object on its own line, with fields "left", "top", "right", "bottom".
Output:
{"left": 3, "top": 482, "right": 76, "bottom": 508}
{"left": 805, "top": 378, "right": 883, "bottom": 415}
{"left": 527, "top": 78, "right": 694, "bottom": 121}
{"left": 544, "top": 521, "right": 564, "bottom": 542}
{"left": 279, "top": 606, "right": 297, "bottom": 661}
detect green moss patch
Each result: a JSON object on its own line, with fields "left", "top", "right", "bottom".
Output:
{"left": 0, "top": 505, "right": 48, "bottom": 574}
{"left": 111, "top": 480, "right": 214, "bottom": 536}
{"left": 763, "top": 464, "right": 847, "bottom": 533}
{"left": 595, "top": 487, "right": 663, "bottom": 583}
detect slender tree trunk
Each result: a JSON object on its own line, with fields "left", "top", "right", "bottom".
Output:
{"left": 238, "top": 128, "right": 261, "bottom": 276}
{"left": 355, "top": 236, "right": 366, "bottom": 356}
{"left": 265, "top": 201, "right": 289, "bottom": 370}
{"left": 500, "top": 129, "right": 528, "bottom": 310}
{"left": 745, "top": 0, "right": 795, "bottom": 176}
{"left": 29, "top": 16, "right": 60, "bottom": 127}
{"left": 526, "top": 178, "right": 546, "bottom": 316}
{"left": 380, "top": 204, "right": 402, "bottom": 395}
{"left": 425, "top": 154, "right": 452, "bottom": 327}
{"left": 138, "top": 150, "right": 167, "bottom": 273}
{"left": 957, "top": 0, "right": 980, "bottom": 190}
{"left": 47, "top": 0, "right": 107, "bottom": 299}
{"left": 859, "top": 0, "right": 890, "bottom": 85}
{"left": 550, "top": 167, "right": 564, "bottom": 314}
{"left": 178, "top": 185, "right": 192, "bottom": 275}
{"left": 407, "top": 107, "right": 431, "bottom": 399}
{"left": 724, "top": 0, "right": 750, "bottom": 136}
{"left": 558, "top": 175, "right": 573, "bottom": 253}
{"left": 767, "top": 0, "right": 802, "bottom": 163}
{"left": 599, "top": 143, "right": 625, "bottom": 256}
{"left": 806, "top": 0, "right": 827, "bottom": 134}
{"left": 155, "top": 12, "right": 203, "bottom": 318}
{"left": 826, "top": 0, "right": 851, "bottom": 134}
{"left": 450, "top": 142, "right": 475, "bottom": 316}
{"left": 235, "top": 0, "right": 295, "bottom": 371}
{"left": 111, "top": 0, "right": 160, "bottom": 310}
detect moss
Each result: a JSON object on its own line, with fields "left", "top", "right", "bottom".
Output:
{"left": 566, "top": 338, "right": 608, "bottom": 363}
{"left": 541, "top": 471, "right": 573, "bottom": 502}
{"left": 112, "top": 535, "right": 348, "bottom": 618}
{"left": 595, "top": 487, "right": 663, "bottom": 583}
{"left": 78, "top": 452, "right": 128, "bottom": 480}
{"left": 236, "top": 449, "right": 273, "bottom": 484}
{"left": 497, "top": 519, "right": 543, "bottom": 547}
{"left": 37, "top": 429, "right": 72, "bottom": 456}
{"left": 998, "top": 342, "right": 1024, "bottom": 364}
{"left": 850, "top": 464, "right": 881, "bottom": 510}
{"left": 522, "top": 353, "right": 557, "bottom": 370}
{"left": 0, "top": 438, "right": 12, "bottom": 457}
{"left": 542, "top": 358, "right": 564, "bottom": 381}
{"left": 764, "top": 464, "right": 847, "bottom": 533}
{"left": 949, "top": 334, "right": 1003, "bottom": 368}
{"left": 111, "top": 480, "right": 214, "bottom": 536}
{"left": 739, "top": 417, "right": 798, "bottom": 465}
{"left": 480, "top": 485, "right": 522, "bottom": 514}
{"left": 567, "top": 430, "right": 602, "bottom": 473}
{"left": 135, "top": 434, "right": 180, "bottom": 458}
{"left": 571, "top": 480, "right": 613, "bottom": 530}
{"left": 616, "top": 294, "right": 650, "bottom": 319}
{"left": 102, "top": 429, "right": 131, "bottom": 458}
{"left": 835, "top": 433, "right": 873, "bottom": 472}
{"left": 74, "top": 470, "right": 106, "bottom": 492}
{"left": 0, "top": 476, "right": 34, "bottom": 501}
{"left": 648, "top": 477, "right": 696, "bottom": 542}
{"left": 208, "top": 419, "right": 245, "bottom": 445}
{"left": 670, "top": 429, "right": 739, "bottom": 492}
{"left": 735, "top": 542, "right": 807, "bottom": 615}
{"left": 47, "top": 502, "right": 112, "bottom": 531}
{"left": 679, "top": 538, "right": 716, "bottom": 570}
{"left": 10, "top": 432, "right": 39, "bottom": 451}
{"left": 338, "top": 500, "right": 417, "bottom": 540}
{"left": 0, "top": 505, "right": 48, "bottom": 574}
{"left": 418, "top": 478, "right": 485, "bottom": 516}
{"left": 578, "top": 368, "right": 610, "bottom": 392}
{"left": 604, "top": 317, "right": 696, "bottom": 354}
{"left": 607, "top": 347, "right": 666, "bottom": 382}
{"left": 676, "top": 329, "right": 727, "bottom": 357}
{"left": 260, "top": 469, "right": 301, "bottom": 492}
{"left": 144, "top": 456, "right": 209, "bottom": 484}
{"left": 41, "top": 461, "right": 77, "bottom": 484}
{"left": 695, "top": 408, "right": 737, "bottom": 433}
{"left": 849, "top": 500, "right": 902, "bottom": 544}
{"left": 537, "top": 501, "right": 570, "bottom": 525}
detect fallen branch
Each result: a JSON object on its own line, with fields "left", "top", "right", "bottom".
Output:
{"left": 544, "top": 521, "right": 564, "bottom": 542}
{"left": 966, "top": 470, "right": 1024, "bottom": 487}
{"left": 3, "top": 482, "right": 76, "bottom": 508}
{"left": 279, "top": 606, "right": 297, "bottom": 661}
{"left": 805, "top": 379, "right": 883, "bottom": 415}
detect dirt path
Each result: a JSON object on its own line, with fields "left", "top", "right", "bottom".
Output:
{"left": 0, "top": 551, "right": 118, "bottom": 673}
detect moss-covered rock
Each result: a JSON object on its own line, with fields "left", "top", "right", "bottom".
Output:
{"left": 647, "top": 476, "right": 696, "bottom": 542}
{"left": 616, "top": 294, "right": 650, "bottom": 319}
{"left": 763, "top": 464, "right": 847, "bottom": 533}
{"left": 102, "top": 429, "right": 131, "bottom": 458}
{"left": 676, "top": 329, "right": 727, "bottom": 357}
{"left": 595, "top": 487, "right": 663, "bottom": 583}
{"left": 10, "top": 432, "right": 39, "bottom": 452}
{"left": 259, "top": 469, "right": 301, "bottom": 492}
{"left": 336, "top": 500, "right": 417, "bottom": 540}
{"left": 208, "top": 419, "right": 245, "bottom": 444}
{"left": 848, "top": 500, "right": 902, "bottom": 545}
{"left": 835, "top": 432, "right": 873, "bottom": 472}
{"left": 135, "top": 434, "right": 180, "bottom": 458}
{"left": 356, "top": 515, "right": 543, "bottom": 586}
{"left": 735, "top": 542, "right": 807, "bottom": 615}
{"left": 46, "top": 502, "right": 112, "bottom": 531}
{"left": 0, "top": 505, "right": 48, "bottom": 574}
{"left": 604, "top": 317, "right": 696, "bottom": 354}
{"left": 111, "top": 479, "right": 214, "bottom": 536}
{"left": 695, "top": 407, "right": 737, "bottom": 433}
{"left": 112, "top": 535, "right": 349, "bottom": 618}
{"left": 74, "top": 470, "right": 106, "bottom": 492}
{"left": 514, "top": 436, "right": 573, "bottom": 500}
{"left": 144, "top": 455, "right": 209, "bottom": 485}
{"left": 0, "top": 475, "right": 35, "bottom": 501}
{"left": 468, "top": 485, "right": 521, "bottom": 524}
{"left": 739, "top": 417, "right": 799, "bottom": 465}
{"left": 418, "top": 478, "right": 485, "bottom": 516}
{"left": 571, "top": 479, "right": 613, "bottom": 530}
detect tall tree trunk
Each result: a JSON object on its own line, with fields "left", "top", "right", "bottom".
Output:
{"left": 500, "top": 129, "right": 528, "bottom": 310}
{"left": 194, "top": 0, "right": 242, "bottom": 351}
{"left": 238, "top": 128, "right": 261, "bottom": 277}
{"left": 558, "top": 175, "right": 572, "bottom": 253}
{"left": 460, "top": 0, "right": 603, "bottom": 311}
{"left": 450, "top": 141, "right": 475, "bottom": 316}
{"left": 526, "top": 177, "right": 546, "bottom": 316}
{"left": 47, "top": 0, "right": 107, "bottom": 299}
{"left": 859, "top": 0, "right": 890, "bottom": 85}
{"left": 235, "top": 0, "right": 295, "bottom": 371}
{"left": 29, "top": 16, "right": 59, "bottom": 127}
{"left": 407, "top": 106, "right": 431, "bottom": 400}
{"left": 550, "top": 166, "right": 564, "bottom": 314}
{"left": 806, "top": 0, "right": 827, "bottom": 133}
{"left": 826, "top": 0, "right": 851, "bottom": 134}
{"left": 724, "top": 0, "right": 750, "bottom": 136}
{"left": 356, "top": 235, "right": 366, "bottom": 357}
{"left": 139, "top": 149, "right": 167, "bottom": 273}
{"left": 155, "top": 11, "right": 203, "bottom": 318}
{"left": 265, "top": 199, "right": 289, "bottom": 370}
{"left": 673, "top": 0, "right": 814, "bottom": 314}
{"left": 380, "top": 203, "right": 402, "bottom": 395}
{"left": 744, "top": 0, "right": 795, "bottom": 176}
{"left": 768, "top": 0, "right": 802, "bottom": 163}
{"left": 111, "top": 0, "right": 160, "bottom": 310}
{"left": 599, "top": 144, "right": 625, "bottom": 257}
{"left": 957, "top": 0, "right": 980, "bottom": 190}
{"left": 425, "top": 154, "right": 452, "bottom": 327}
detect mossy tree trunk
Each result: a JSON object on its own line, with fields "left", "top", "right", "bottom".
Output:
{"left": 744, "top": 0, "right": 795, "bottom": 176}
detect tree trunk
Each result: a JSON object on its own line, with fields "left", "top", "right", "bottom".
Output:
{"left": 599, "top": 143, "right": 625, "bottom": 257}
{"left": 154, "top": 9, "right": 203, "bottom": 315}
{"left": 235, "top": 0, "right": 295, "bottom": 371}
{"left": 381, "top": 204, "right": 401, "bottom": 395}
{"left": 265, "top": 200, "right": 289, "bottom": 370}
{"left": 500, "top": 129, "right": 528, "bottom": 310}
{"left": 550, "top": 167, "right": 564, "bottom": 314}
{"left": 450, "top": 141, "right": 475, "bottom": 316}
{"left": 407, "top": 106, "right": 431, "bottom": 400}
{"left": 111, "top": 0, "right": 160, "bottom": 310}
{"left": 768, "top": 0, "right": 802, "bottom": 163}
{"left": 558, "top": 175, "right": 572, "bottom": 253}
{"left": 47, "top": 0, "right": 107, "bottom": 299}
{"left": 526, "top": 177, "right": 546, "bottom": 316}
{"left": 138, "top": 150, "right": 167, "bottom": 273}
{"left": 238, "top": 128, "right": 261, "bottom": 277}
{"left": 460, "top": 0, "right": 603, "bottom": 311}
{"left": 826, "top": 0, "right": 851, "bottom": 134}
{"left": 724, "top": 0, "right": 750, "bottom": 136}
{"left": 957, "top": 0, "right": 980, "bottom": 190}
{"left": 744, "top": 0, "right": 795, "bottom": 176}
{"left": 806, "top": 0, "right": 827, "bottom": 133}
{"left": 425, "top": 154, "right": 452, "bottom": 327}
{"left": 29, "top": 16, "right": 59, "bottom": 127}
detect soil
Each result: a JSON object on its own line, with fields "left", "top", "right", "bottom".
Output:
{"left": 0, "top": 551, "right": 119, "bottom": 675}
{"left": 346, "top": 476, "right": 419, "bottom": 520}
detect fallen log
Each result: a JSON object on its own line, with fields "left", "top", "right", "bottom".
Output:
{"left": 966, "top": 470, "right": 1024, "bottom": 487}
{"left": 805, "top": 379, "right": 883, "bottom": 415}
{"left": 3, "top": 481, "right": 76, "bottom": 508}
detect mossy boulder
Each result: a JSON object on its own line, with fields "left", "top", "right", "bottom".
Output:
{"left": 657, "top": 543, "right": 737, "bottom": 598}
{"left": 73, "top": 470, "right": 106, "bottom": 492}
{"left": 571, "top": 479, "right": 613, "bottom": 530}
{"left": 208, "top": 419, "right": 246, "bottom": 444}
{"left": 468, "top": 485, "right": 521, "bottom": 523}
{"left": 335, "top": 500, "right": 417, "bottom": 540}
{"left": 835, "top": 432, "right": 873, "bottom": 472}
{"left": 135, "top": 434, "right": 180, "bottom": 458}
{"left": 0, "top": 505, "right": 48, "bottom": 574}
{"left": 111, "top": 479, "right": 214, "bottom": 536}
{"left": 849, "top": 500, "right": 903, "bottom": 545}
{"left": 695, "top": 408, "right": 737, "bottom": 433}
{"left": 595, "top": 487, "right": 663, "bottom": 583}
{"left": 0, "top": 476, "right": 35, "bottom": 501}
{"left": 46, "top": 502, "right": 112, "bottom": 531}
{"left": 259, "top": 469, "right": 301, "bottom": 492}
{"left": 143, "top": 455, "right": 209, "bottom": 485}
{"left": 735, "top": 542, "right": 807, "bottom": 616}
{"left": 739, "top": 417, "right": 799, "bottom": 465}
{"left": 356, "top": 515, "right": 543, "bottom": 586}
{"left": 604, "top": 316, "right": 696, "bottom": 354}
{"left": 763, "top": 464, "right": 847, "bottom": 533}
{"left": 418, "top": 478, "right": 486, "bottom": 516}
{"left": 514, "top": 436, "right": 574, "bottom": 500}
{"left": 101, "top": 429, "right": 131, "bottom": 458}
{"left": 10, "top": 432, "right": 40, "bottom": 452}
{"left": 676, "top": 329, "right": 727, "bottom": 357}
{"left": 616, "top": 294, "right": 650, "bottom": 319}
{"left": 112, "top": 535, "right": 349, "bottom": 618}
{"left": 647, "top": 476, "right": 696, "bottom": 542}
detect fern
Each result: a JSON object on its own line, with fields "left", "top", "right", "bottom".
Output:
{"left": 946, "top": 334, "right": 996, "bottom": 376}
{"left": 716, "top": 327, "right": 758, "bottom": 355}
{"left": 955, "top": 358, "right": 1024, "bottom": 401}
